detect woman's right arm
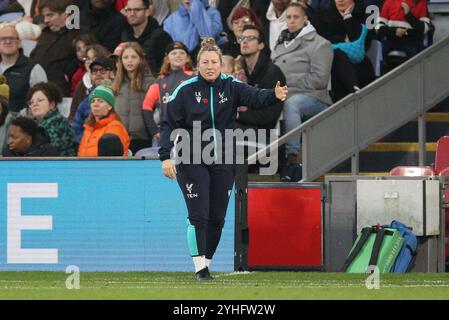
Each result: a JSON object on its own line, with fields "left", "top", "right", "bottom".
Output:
{"left": 159, "top": 89, "right": 186, "bottom": 179}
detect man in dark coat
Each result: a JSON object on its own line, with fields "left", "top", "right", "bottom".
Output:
{"left": 121, "top": 0, "right": 173, "bottom": 75}
{"left": 217, "top": 0, "right": 270, "bottom": 35}
{"left": 30, "top": 0, "right": 87, "bottom": 96}
{"left": 80, "top": 0, "right": 128, "bottom": 52}
{"left": 237, "top": 25, "right": 286, "bottom": 174}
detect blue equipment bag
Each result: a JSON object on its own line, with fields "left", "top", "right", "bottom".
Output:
{"left": 389, "top": 221, "right": 418, "bottom": 272}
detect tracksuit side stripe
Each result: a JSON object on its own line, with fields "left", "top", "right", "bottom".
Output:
{"left": 187, "top": 220, "right": 199, "bottom": 256}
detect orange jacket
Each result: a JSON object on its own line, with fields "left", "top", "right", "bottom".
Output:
{"left": 78, "top": 112, "right": 130, "bottom": 157}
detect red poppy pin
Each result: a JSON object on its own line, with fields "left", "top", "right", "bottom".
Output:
{"left": 203, "top": 98, "right": 209, "bottom": 105}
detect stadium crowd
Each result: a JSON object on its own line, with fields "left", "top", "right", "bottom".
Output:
{"left": 0, "top": 0, "right": 434, "bottom": 180}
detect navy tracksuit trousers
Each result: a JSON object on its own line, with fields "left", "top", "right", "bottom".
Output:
{"left": 176, "top": 163, "right": 235, "bottom": 259}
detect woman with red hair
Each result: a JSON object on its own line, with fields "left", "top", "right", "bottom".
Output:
{"left": 220, "top": 7, "right": 263, "bottom": 58}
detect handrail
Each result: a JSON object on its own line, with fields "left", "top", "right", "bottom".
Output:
{"left": 249, "top": 34, "right": 449, "bottom": 181}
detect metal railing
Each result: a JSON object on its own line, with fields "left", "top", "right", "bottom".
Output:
{"left": 249, "top": 34, "right": 449, "bottom": 182}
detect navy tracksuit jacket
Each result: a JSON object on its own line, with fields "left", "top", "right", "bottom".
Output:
{"left": 159, "top": 73, "right": 280, "bottom": 259}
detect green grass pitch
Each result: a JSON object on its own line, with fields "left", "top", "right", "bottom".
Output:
{"left": 1, "top": 271, "right": 449, "bottom": 300}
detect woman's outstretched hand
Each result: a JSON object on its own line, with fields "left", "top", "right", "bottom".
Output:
{"left": 162, "top": 159, "right": 177, "bottom": 180}
{"left": 275, "top": 81, "right": 288, "bottom": 101}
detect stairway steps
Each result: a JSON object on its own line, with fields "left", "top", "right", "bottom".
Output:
{"left": 381, "top": 114, "right": 449, "bottom": 143}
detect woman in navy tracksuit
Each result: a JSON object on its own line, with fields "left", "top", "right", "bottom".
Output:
{"left": 159, "top": 38, "right": 288, "bottom": 280}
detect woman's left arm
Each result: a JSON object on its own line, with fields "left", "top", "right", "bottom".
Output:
{"left": 234, "top": 80, "right": 287, "bottom": 110}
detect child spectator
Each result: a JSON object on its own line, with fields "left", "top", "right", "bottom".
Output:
{"left": 112, "top": 42, "right": 155, "bottom": 154}
{"left": 142, "top": 41, "right": 195, "bottom": 147}
{"left": 30, "top": 0, "right": 89, "bottom": 96}
{"left": 376, "top": 0, "right": 432, "bottom": 72}
{"left": 220, "top": 6, "right": 262, "bottom": 58}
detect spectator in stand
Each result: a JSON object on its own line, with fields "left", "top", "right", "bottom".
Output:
{"left": 112, "top": 42, "right": 155, "bottom": 154}
{"left": 376, "top": 0, "right": 432, "bottom": 72}
{"left": 163, "top": 0, "right": 223, "bottom": 55}
{"left": 166, "top": 0, "right": 180, "bottom": 13}
{"left": 0, "top": 0, "right": 18, "bottom": 15}
{"left": 272, "top": 2, "right": 333, "bottom": 182}
{"left": 142, "top": 41, "right": 195, "bottom": 147}
{"left": 115, "top": 0, "right": 128, "bottom": 12}
{"left": 3, "top": 116, "right": 59, "bottom": 157}
{"left": 30, "top": 0, "right": 88, "bottom": 96}
{"left": 313, "top": 0, "right": 375, "bottom": 102}
{"left": 121, "top": 0, "right": 173, "bottom": 76}
{"left": 0, "top": 78, "right": 12, "bottom": 153}
{"left": 98, "top": 133, "right": 125, "bottom": 156}
{"left": 78, "top": 85, "right": 130, "bottom": 157}
{"left": 238, "top": 25, "right": 285, "bottom": 133}
{"left": 308, "top": 0, "right": 331, "bottom": 17}
{"left": 69, "top": 44, "right": 111, "bottom": 121}
{"left": 27, "top": 82, "right": 77, "bottom": 156}
{"left": 221, "top": 55, "right": 247, "bottom": 82}
{"left": 72, "top": 57, "right": 115, "bottom": 142}
{"left": 109, "top": 42, "right": 126, "bottom": 69}
{"left": 266, "top": 0, "right": 290, "bottom": 51}
{"left": 219, "top": 6, "right": 262, "bottom": 58}
{"left": 80, "top": 0, "right": 128, "bottom": 52}
{"left": 216, "top": 0, "right": 271, "bottom": 35}
{"left": 0, "top": 24, "right": 47, "bottom": 115}
{"left": 9, "top": 0, "right": 84, "bottom": 24}
{"left": 65, "top": 33, "right": 98, "bottom": 98}
{"left": 221, "top": 55, "right": 236, "bottom": 75}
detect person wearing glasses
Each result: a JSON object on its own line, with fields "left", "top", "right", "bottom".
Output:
{"left": 27, "top": 82, "right": 77, "bottom": 156}
{"left": 0, "top": 24, "right": 47, "bottom": 116}
{"left": 219, "top": 6, "right": 263, "bottom": 58}
{"left": 121, "top": 0, "right": 173, "bottom": 76}
{"left": 78, "top": 84, "right": 130, "bottom": 157}
{"left": 30, "top": 0, "right": 89, "bottom": 97}
{"left": 72, "top": 57, "right": 115, "bottom": 142}
{"left": 271, "top": 2, "right": 333, "bottom": 182}
{"left": 142, "top": 41, "right": 195, "bottom": 147}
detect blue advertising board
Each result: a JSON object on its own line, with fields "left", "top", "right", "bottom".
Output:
{"left": 0, "top": 160, "right": 234, "bottom": 272}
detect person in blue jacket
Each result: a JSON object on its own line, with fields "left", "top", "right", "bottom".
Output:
{"left": 163, "top": 0, "right": 223, "bottom": 54}
{"left": 159, "top": 37, "right": 288, "bottom": 281}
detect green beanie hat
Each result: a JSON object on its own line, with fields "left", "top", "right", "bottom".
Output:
{"left": 89, "top": 85, "right": 115, "bottom": 108}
